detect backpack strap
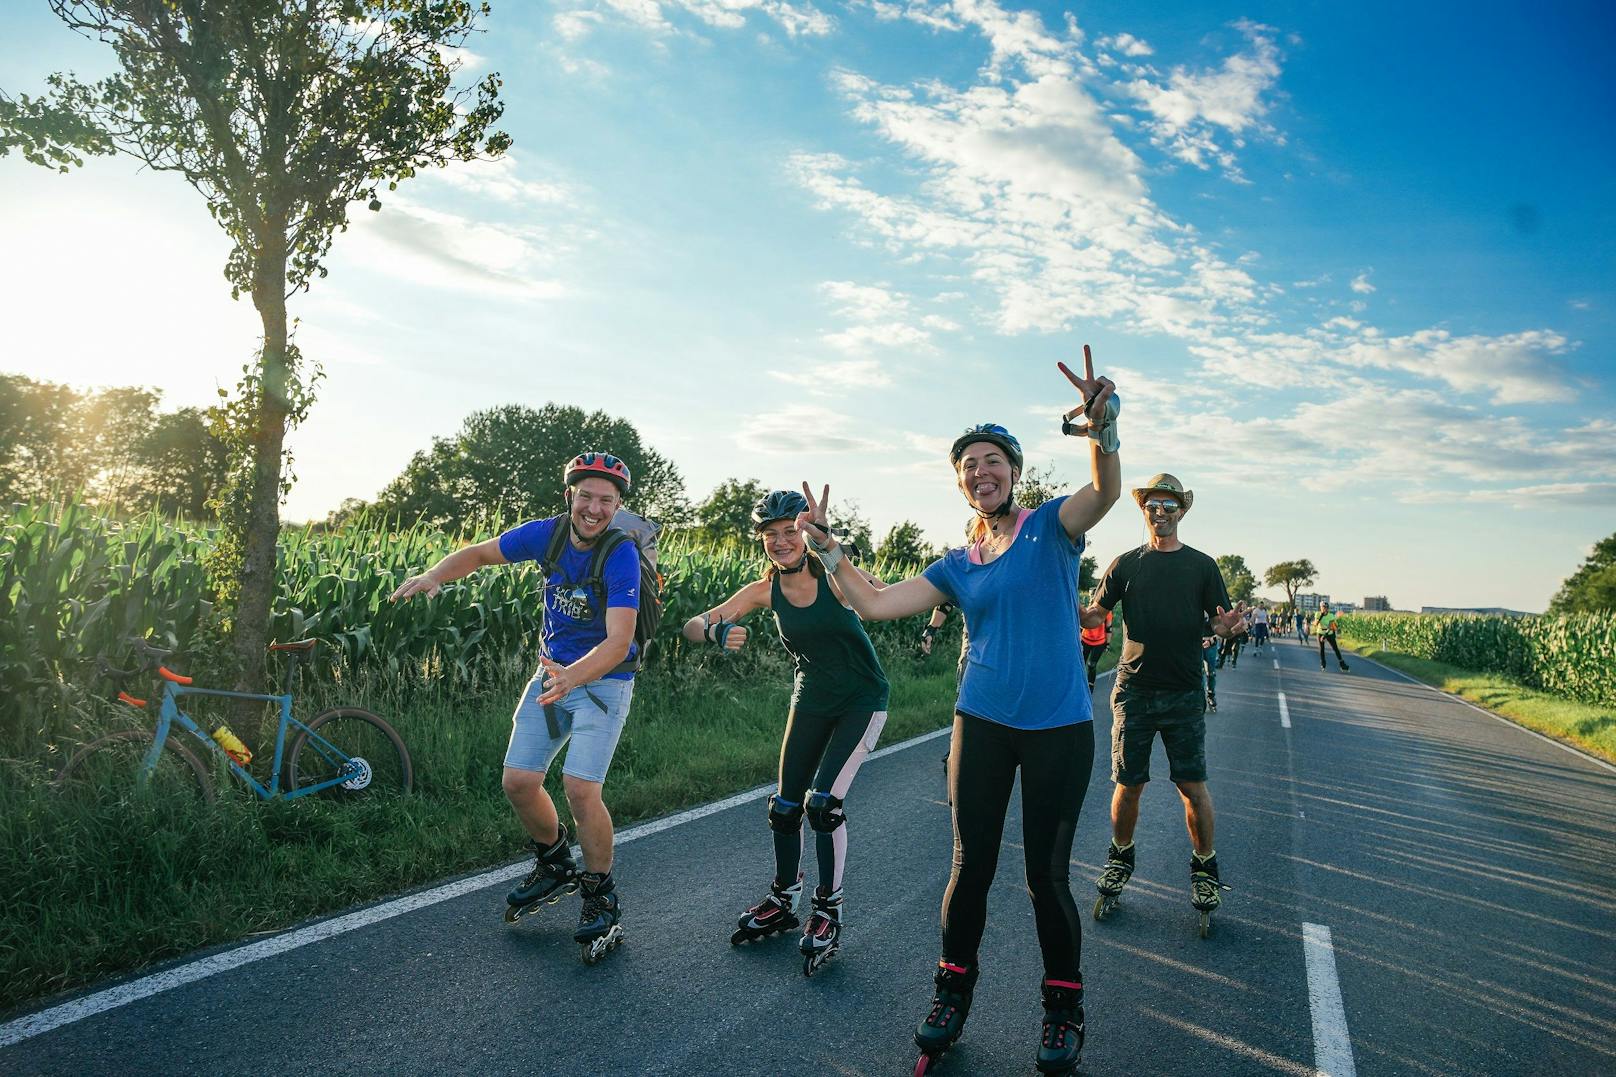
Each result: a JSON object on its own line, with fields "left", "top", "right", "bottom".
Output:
{"left": 588, "top": 530, "right": 641, "bottom": 675}
{"left": 587, "top": 530, "right": 633, "bottom": 597}
{"left": 542, "top": 514, "right": 572, "bottom": 572}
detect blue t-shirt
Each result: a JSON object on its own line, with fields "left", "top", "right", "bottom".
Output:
{"left": 498, "top": 516, "right": 641, "bottom": 680}
{"left": 921, "top": 497, "right": 1090, "bottom": 730}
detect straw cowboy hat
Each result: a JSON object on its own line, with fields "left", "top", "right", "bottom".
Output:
{"left": 1131, "top": 473, "right": 1193, "bottom": 511}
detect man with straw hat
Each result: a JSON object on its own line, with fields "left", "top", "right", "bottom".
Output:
{"left": 1082, "top": 473, "right": 1245, "bottom": 937}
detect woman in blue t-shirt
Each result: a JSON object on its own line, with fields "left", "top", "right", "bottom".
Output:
{"left": 798, "top": 351, "right": 1121, "bottom": 1075}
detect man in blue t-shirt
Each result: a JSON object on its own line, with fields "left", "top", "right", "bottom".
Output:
{"left": 393, "top": 452, "right": 640, "bottom": 956}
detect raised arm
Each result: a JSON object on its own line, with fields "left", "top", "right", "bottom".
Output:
{"left": 794, "top": 483, "right": 948, "bottom": 620}
{"left": 391, "top": 536, "right": 507, "bottom": 600}
{"left": 1057, "top": 345, "right": 1122, "bottom": 542}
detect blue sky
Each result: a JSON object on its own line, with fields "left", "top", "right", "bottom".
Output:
{"left": 2, "top": 0, "right": 1612, "bottom": 612}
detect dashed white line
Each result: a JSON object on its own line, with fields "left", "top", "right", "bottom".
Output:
{"left": 1278, "top": 692, "right": 1292, "bottom": 729}
{"left": 1273, "top": 658, "right": 1279, "bottom": 670}
{"left": 1, "top": 724, "right": 959, "bottom": 1049}
{"left": 1302, "top": 922, "right": 1357, "bottom": 1077}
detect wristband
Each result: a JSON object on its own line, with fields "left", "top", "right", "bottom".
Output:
{"left": 812, "top": 541, "right": 845, "bottom": 574}
{"left": 704, "top": 619, "right": 736, "bottom": 648}
{"left": 921, "top": 625, "right": 939, "bottom": 640}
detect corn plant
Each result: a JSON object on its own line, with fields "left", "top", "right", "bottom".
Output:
{"left": 1337, "top": 611, "right": 1616, "bottom": 707}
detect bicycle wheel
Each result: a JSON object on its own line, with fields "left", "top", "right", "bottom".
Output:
{"left": 283, "top": 707, "right": 412, "bottom": 798}
{"left": 54, "top": 730, "right": 216, "bottom": 805}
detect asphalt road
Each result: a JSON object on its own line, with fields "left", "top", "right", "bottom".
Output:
{"left": 5, "top": 639, "right": 1614, "bottom": 1075}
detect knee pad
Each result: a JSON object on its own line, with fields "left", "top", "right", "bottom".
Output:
{"left": 767, "top": 794, "right": 804, "bottom": 834}
{"left": 805, "top": 790, "right": 846, "bottom": 833}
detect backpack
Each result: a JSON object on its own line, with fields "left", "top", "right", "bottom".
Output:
{"left": 542, "top": 509, "right": 664, "bottom": 672}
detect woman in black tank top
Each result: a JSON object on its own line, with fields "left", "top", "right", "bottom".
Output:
{"left": 680, "top": 489, "right": 890, "bottom": 976}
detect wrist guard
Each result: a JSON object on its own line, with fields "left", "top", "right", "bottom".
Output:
{"left": 704, "top": 619, "right": 737, "bottom": 649}
{"left": 1062, "top": 393, "right": 1121, "bottom": 454}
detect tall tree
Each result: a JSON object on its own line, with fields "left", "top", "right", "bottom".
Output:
{"left": 4, "top": 2, "right": 508, "bottom": 689}
{"left": 135, "top": 407, "right": 232, "bottom": 518}
{"left": 1264, "top": 559, "right": 1319, "bottom": 608}
{"left": 875, "top": 520, "right": 933, "bottom": 565}
{"left": 1547, "top": 533, "right": 1616, "bottom": 614}
{"left": 1018, "top": 463, "right": 1067, "bottom": 509}
{"left": 374, "top": 403, "right": 688, "bottom": 532}
{"left": 692, "top": 478, "right": 769, "bottom": 545}
{"left": 1216, "top": 554, "right": 1257, "bottom": 603}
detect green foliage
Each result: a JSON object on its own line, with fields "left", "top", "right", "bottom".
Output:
{"left": 373, "top": 404, "right": 689, "bottom": 532}
{"left": 692, "top": 477, "right": 769, "bottom": 544}
{"left": 1017, "top": 462, "right": 1066, "bottom": 509}
{"left": 876, "top": 520, "right": 934, "bottom": 564}
{"left": 0, "top": 82, "right": 115, "bottom": 170}
{"left": 1547, "top": 533, "right": 1616, "bottom": 615}
{"left": 1264, "top": 558, "right": 1318, "bottom": 605}
{"left": 1337, "top": 611, "right": 1616, "bottom": 708}
{"left": 1216, "top": 553, "right": 1257, "bottom": 603}
{"left": 1, "top": 498, "right": 943, "bottom": 754}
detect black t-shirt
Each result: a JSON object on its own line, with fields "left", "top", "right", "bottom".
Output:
{"left": 1094, "top": 544, "right": 1231, "bottom": 692}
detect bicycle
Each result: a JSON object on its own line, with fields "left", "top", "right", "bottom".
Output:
{"left": 55, "top": 637, "right": 412, "bottom": 803}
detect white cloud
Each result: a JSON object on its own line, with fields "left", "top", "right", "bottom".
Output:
{"left": 736, "top": 403, "right": 892, "bottom": 453}
{"left": 345, "top": 198, "right": 566, "bottom": 300}
{"left": 567, "top": 0, "right": 832, "bottom": 38}
{"left": 823, "top": 322, "right": 933, "bottom": 353}
{"left": 555, "top": 9, "right": 606, "bottom": 40}
{"left": 1123, "top": 20, "right": 1283, "bottom": 178}
{"left": 821, "top": 280, "right": 910, "bottom": 321}
{"left": 771, "top": 358, "right": 895, "bottom": 390}
{"left": 1099, "top": 32, "right": 1153, "bottom": 57}
{"left": 1350, "top": 271, "right": 1375, "bottom": 294}
{"left": 423, "top": 152, "right": 573, "bottom": 206}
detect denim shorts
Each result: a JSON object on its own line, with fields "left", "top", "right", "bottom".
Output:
{"left": 504, "top": 673, "right": 634, "bottom": 784}
{"left": 1110, "top": 681, "right": 1207, "bottom": 785}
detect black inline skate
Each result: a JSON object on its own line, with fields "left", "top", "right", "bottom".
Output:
{"left": 914, "top": 961, "right": 977, "bottom": 1074}
{"left": 1093, "top": 839, "right": 1135, "bottom": 920}
{"left": 799, "top": 886, "right": 842, "bottom": 977}
{"left": 1190, "top": 850, "right": 1229, "bottom": 939}
{"left": 574, "top": 870, "right": 625, "bottom": 964}
{"left": 1036, "top": 978, "right": 1085, "bottom": 1076}
{"left": 731, "top": 874, "right": 803, "bottom": 946}
{"left": 504, "top": 825, "right": 579, "bottom": 924}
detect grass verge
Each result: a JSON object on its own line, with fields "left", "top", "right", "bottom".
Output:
{"left": 1338, "top": 636, "right": 1616, "bottom": 765}
{"left": 1, "top": 644, "right": 964, "bottom": 1014}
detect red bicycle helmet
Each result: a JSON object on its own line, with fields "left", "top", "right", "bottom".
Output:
{"left": 563, "top": 452, "right": 632, "bottom": 495}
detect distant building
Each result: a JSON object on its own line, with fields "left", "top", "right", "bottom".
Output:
{"left": 1296, "top": 592, "right": 1329, "bottom": 613}
{"left": 1419, "top": 606, "right": 1534, "bottom": 618}
{"left": 1363, "top": 596, "right": 1391, "bottom": 611}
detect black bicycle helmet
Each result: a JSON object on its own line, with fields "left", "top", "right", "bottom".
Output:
{"left": 752, "top": 489, "right": 810, "bottom": 530}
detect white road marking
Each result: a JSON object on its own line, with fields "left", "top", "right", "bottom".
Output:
{"left": 2, "top": 723, "right": 959, "bottom": 1049}
{"left": 1353, "top": 653, "right": 1616, "bottom": 775}
{"left": 1302, "top": 922, "right": 1357, "bottom": 1077}
{"left": 1278, "top": 692, "right": 1291, "bottom": 729}
{"left": 1273, "top": 658, "right": 1279, "bottom": 669}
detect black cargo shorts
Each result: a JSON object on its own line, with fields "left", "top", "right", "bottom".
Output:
{"left": 1110, "top": 681, "right": 1207, "bottom": 785}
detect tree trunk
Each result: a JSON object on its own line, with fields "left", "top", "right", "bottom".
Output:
{"left": 232, "top": 222, "right": 291, "bottom": 718}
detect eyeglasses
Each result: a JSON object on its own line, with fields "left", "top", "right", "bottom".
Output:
{"left": 1143, "top": 499, "right": 1181, "bottom": 514}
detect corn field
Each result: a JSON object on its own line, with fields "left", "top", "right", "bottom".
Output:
{"left": 1336, "top": 611, "right": 1616, "bottom": 707}
{"left": 0, "top": 499, "right": 932, "bottom": 754}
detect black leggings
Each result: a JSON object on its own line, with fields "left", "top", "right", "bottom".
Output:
{"left": 942, "top": 712, "right": 1094, "bottom": 980}
{"left": 773, "top": 705, "right": 886, "bottom": 894}
{"left": 1319, "top": 633, "right": 1343, "bottom": 664}
{"left": 1082, "top": 642, "right": 1106, "bottom": 687}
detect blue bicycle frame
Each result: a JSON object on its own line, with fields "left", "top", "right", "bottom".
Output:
{"left": 142, "top": 677, "right": 362, "bottom": 800}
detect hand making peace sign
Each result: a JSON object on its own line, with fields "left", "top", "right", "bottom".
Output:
{"left": 1059, "top": 344, "right": 1117, "bottom": 436}
{"left": 795, "top": 482, "right": 834, "bottom": 549}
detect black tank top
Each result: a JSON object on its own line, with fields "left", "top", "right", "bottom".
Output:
{"left": 770, "top": 572, "right": 890, "bottom": 718}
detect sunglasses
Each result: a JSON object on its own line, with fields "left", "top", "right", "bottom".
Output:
{"left": 1143, "top": 499, "right": 1182, "bottom": 514}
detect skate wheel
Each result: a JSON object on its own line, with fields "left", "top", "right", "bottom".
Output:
{"left": 914, "top": 1053, "right": 933, "bottom": 1076}
{"left": 803, "top": 954, "right": 816, "bottom": 978}
{"left": 503, "top": 904, "right": 521, "bottom": 924}
{"left": 1198, "top": 911, "right": 1212, "bottom": 939}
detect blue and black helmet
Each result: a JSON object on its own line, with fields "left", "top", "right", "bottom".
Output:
{"left": 752, "top": 489, "right": 811, "bottom": 530}
{"left": 949, "top": 423, "right": 1023, "bottom": 472}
